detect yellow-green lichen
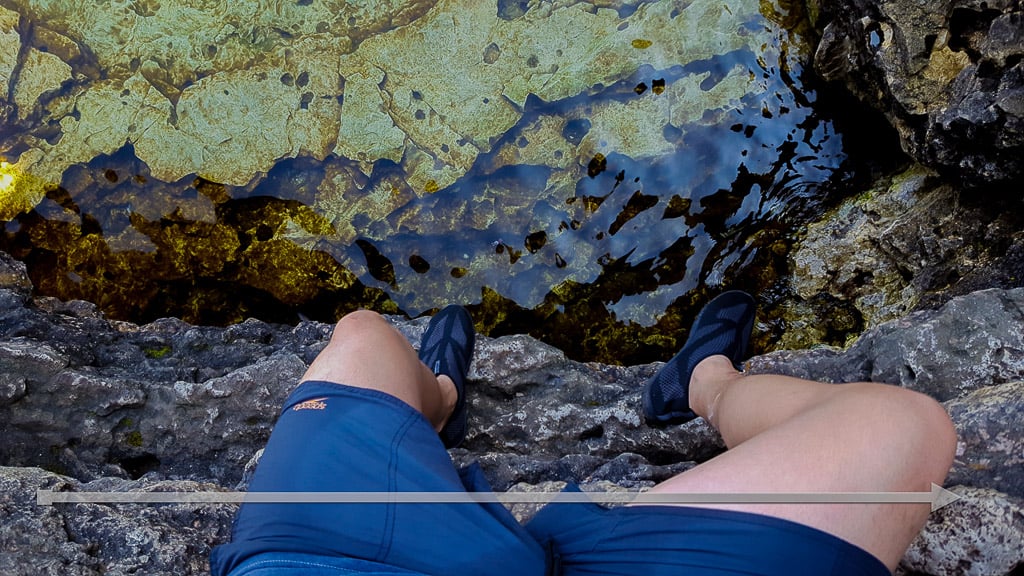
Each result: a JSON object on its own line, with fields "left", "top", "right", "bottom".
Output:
{"left": 125, "top": 430, "right": 144, "bottom": 447}
{"left": 143, "top": 345, "right": 172, "bottom": 359}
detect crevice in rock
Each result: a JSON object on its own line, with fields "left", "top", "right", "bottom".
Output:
{"left": 578, "top": 424, "right": 604, "bottom": 441}
{"left": 948, "top": 7, "right": 1003, "bottom": 61}
{"left": 119, "top": 453, "right": 160, "bottom": 479}
{"left": 900, "top": 363, "right": 917, "bottom": 385}
{"left": 7, "top": 14, "right": 33, "bottom": 114}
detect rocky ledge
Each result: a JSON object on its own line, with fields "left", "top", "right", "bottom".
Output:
{"left": 812, "top": 0, "right": 1023, "bottom": 190}
{"left": 0, "top": 251, "right": 1021, "bottom": 576}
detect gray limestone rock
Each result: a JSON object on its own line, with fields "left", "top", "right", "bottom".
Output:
{"left": 465, "top": 334, "right": 726, "bottom": 466}
{"left": 2, "top": 252, "right": 1023, "bottom": 574}
{"left": 900, "top": 486, "right": 1024, "bottom": 576}
{"left": 0, "top": 466, "right": 236, "bottom": 576}
{"left": 944, "top": 381, "right": 1024, "bottom": 498}
{"left": 750, "top": 288, "right": 1024, "bottom": 403}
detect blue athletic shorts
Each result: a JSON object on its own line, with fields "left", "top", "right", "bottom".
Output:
{"left": 209, "top": 381, "right": 547, "bottom": 576}
{"left": 210, "top": 381, "right": 889, "bottom": 576}
{"left": 525, "top": 487, "right": 890, "bottom": 575}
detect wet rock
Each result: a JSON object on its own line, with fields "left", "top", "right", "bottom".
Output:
{"left": 3, "top": 1, "right": 388, "bottom": 187}
{"left": 788, "top": 164, "right": 1024, "bottom": 348}
{"left": 334, "top": 0, "right": 777, "bottom": 192}
{"left": 813, "top": 0, "right": 1024, "bottom": 188}
{"left": 0, "top": 250, "right": 33, "bottom": 303}
{"left": 0, "top": 0, "right": 849, "bottom": 352}
{"left": 576, "top": 65, "right": 753, "bottom": 164}
{"left": 333, "top": 65, "right": 406, "bottom": 169}
{"left": 788, "top": 166, "right": 932, "bottom": 345}
{"left": 35, "top": 63, "right": 346, "bottom": 188}
{"left": 486, "top": 59, "right": 756, "bottom": 176}
{"left": 316, "top": 159, "right": 417, "bottom": 245}
{"left": 13, "top": 48, "right": 72, "bottom": 120}
{"left": 0, "top": 6, "right": 21, "bottom": 105}
{"left": 750, "top": 287, "right": 1024, "bottom": 404}
{"left": 900, "top": 486, "right": 1024, "bottom": 576}
{"left": 4, "top": 0, "right": 786, "bottom": 201}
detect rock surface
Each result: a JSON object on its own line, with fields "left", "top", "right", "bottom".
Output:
{"left": 0, "top": 0, "right": 851, "bottom": 358}
{"left": 0, "top": 252, "right": 1022, "bottom": 575}
{"left": 787, "top": 164, "right": 1024, "bottom": 349}
{"left": 0, "top": 466, "right": 236, "bottom": 576}
{"left": 944, "top": 382, "right": 1024, "bottom": 498}
{"left": 1, "top": 0, "right": 785, "bottom": 196}
{"left": 812, "top": 0, "right": 1024, "bottom": 189}
{"left": 900, "top": 486, "right": 1024, "bottom": 576}
{"left": 750, "top": 287, "right": 1024, "bottom": 404}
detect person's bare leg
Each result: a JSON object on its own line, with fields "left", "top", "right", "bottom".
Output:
{"left": 645, "top": 355, "right": 957, "bottom": 571}
{"left": 300, "top": 309, "right": 457, "bottom": 432}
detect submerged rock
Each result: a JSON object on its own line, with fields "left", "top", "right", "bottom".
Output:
{"left": 2, "top": 0, "right": 784, "bottom": 194}
{"left": 0, "top": 0, "right": 851, "bottom": 363}
{"left": 0, "top": 7, "right": 18, "bottom": 94}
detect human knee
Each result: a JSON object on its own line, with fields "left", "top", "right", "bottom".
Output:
{"left": 851, "top": 385, "right": 957, "bottom": 478}
{"left": 903, "top": 389, "right": 957, "bottom": 467}
{"left": 332, "top": 309, "right": 391, "bottom": 340}
{"left": 335, "top": 309, "right": 388, "bottom": 331}
{"left": 325, "top": 310, "right": 403, "bottom": 353}
{"left": 888, "top": 387, "right": 954, "bottom": 444}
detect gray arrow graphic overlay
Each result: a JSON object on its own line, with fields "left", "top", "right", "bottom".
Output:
{"left": 37, "top": 483, "right": 961, "bottom": 512}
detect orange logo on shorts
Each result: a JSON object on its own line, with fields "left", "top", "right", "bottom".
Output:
{"left": 293, "top": 397, "right": 328, "bottom": 411}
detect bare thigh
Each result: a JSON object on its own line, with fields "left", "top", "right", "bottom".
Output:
{"left": 644, "top": 384, "right": 956, "bottom": 571}
{"left": 300, "top": 310, "right": 452, "bottom": 429}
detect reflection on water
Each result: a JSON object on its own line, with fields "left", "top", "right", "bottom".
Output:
{"left": 0, "top": 0, "right": 866, "bottom": 364}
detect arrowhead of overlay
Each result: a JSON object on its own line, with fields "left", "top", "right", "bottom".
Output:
{"left": 931, "top": 483, "right": 961, "bottom": 512}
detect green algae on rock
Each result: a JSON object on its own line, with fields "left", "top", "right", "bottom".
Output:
{"left": 1, "top": 0, "right": 860, "bottom": 363}
{"left": 787, "top": 163, "right": 1024, "bottom": 350}
{"left": 3, "top": 0, "right": 777, "bottom": 190}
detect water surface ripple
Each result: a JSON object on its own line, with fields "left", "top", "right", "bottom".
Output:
{"left": 0, "top": 0, "right": 866, "bottom": 363}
